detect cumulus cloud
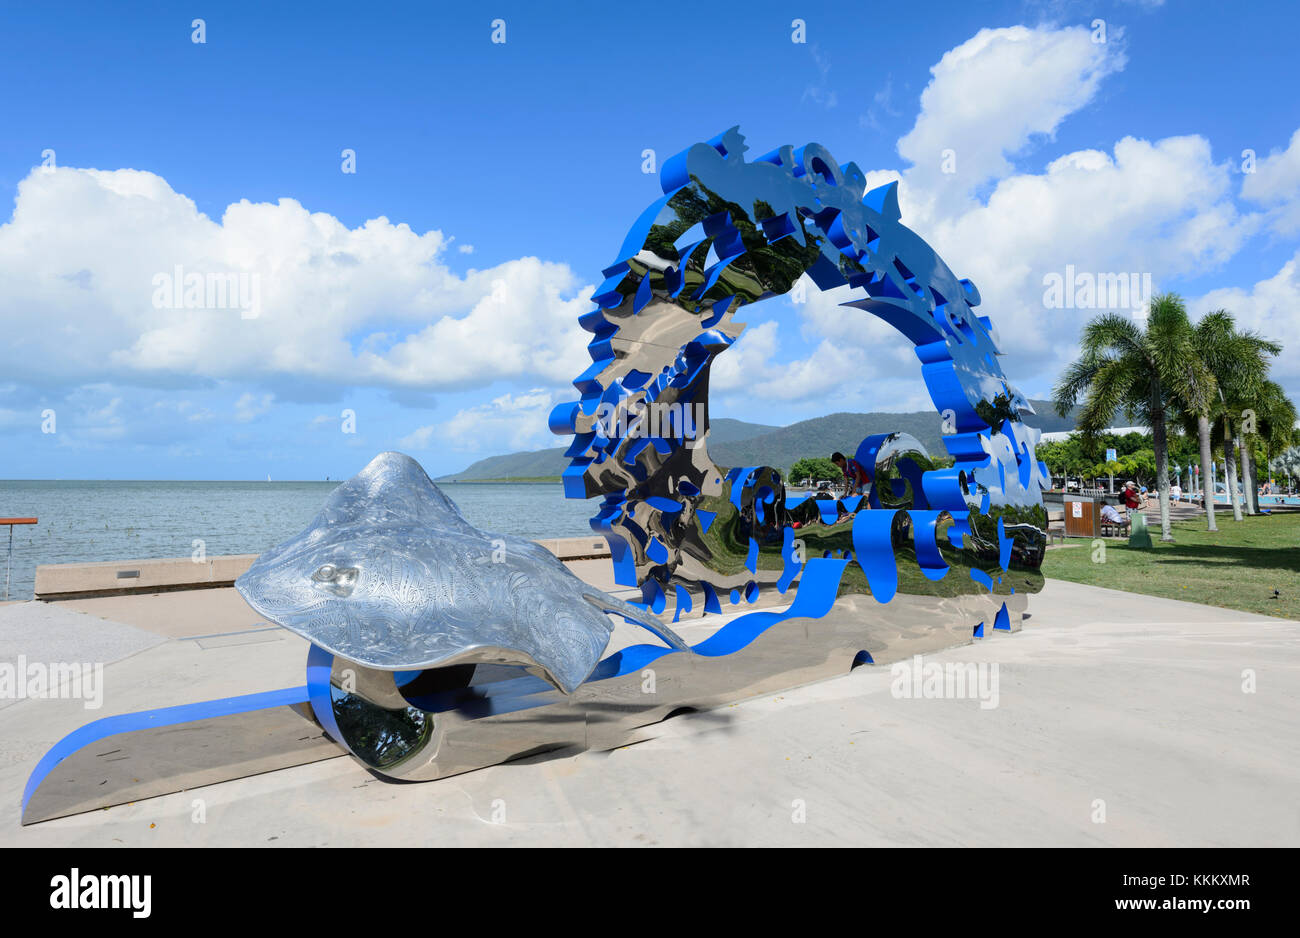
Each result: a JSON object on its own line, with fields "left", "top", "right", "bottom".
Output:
{"left": 706, "top": 25, "right": 1273, "bottom": 413}
{"left": 898, "top": 24, "right": 1125, "bottom": 213}
{"left": 709, "top": 308, "right": 935, "bottom": 414}
{"left": 711, "top": 318, "right": 873, "bottom": 403}
{"left": 752, "top": 132, "right": 1258, "bottom": 406}
{"left": 1193, "top": 250, "right": 1300, "bottom": 389}
{"left": 1240, "top": 128, "right": 1300, "bottom": 235}
{"left": 925, "top": 135, "right": 1258, "bottom": 376}
{"left": 3, "top": 20, "right": 1296, "bottom": 461}
{"left": 0, "top": 167, "right": 593, "bottom": 396}
{"left": 402, "top": 388, "right": 560, "bottom": 453}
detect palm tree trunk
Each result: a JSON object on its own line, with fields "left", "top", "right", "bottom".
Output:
{"left": 1150, "top": 387, "right": 1173, "bottom": 541}
{"left": 1197, "top": 414, "right": 1217, "bottom": 531}
{"left": 1239, "top": 438, "right": 1256, "bottom": 514}
{"left": 1223, "top": 418, "right": 1244, "bottom": 522}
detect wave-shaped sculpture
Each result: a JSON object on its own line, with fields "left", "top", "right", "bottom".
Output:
{"left": 548, "top": 127, "right": 1049, "bottom": 616}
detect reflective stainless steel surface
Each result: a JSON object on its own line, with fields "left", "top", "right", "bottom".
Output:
{"left": 311, "top": 568, "right": 1027, "bottom": 784}
{"left": 21, "top": 690, "right": 342, "bottom": 825}
{"left": 236, "top": 452, "right": 689, "bottom": 694}
{"left": 550, "top": 128, "right": 1049, "bottom": 609}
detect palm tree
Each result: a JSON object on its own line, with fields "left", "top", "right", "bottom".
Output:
{"left": 1053, "top": 293, "right": 1206, "bottom": 542}
{"left": 1170, "top": 314, "right": 1224, "bottom": 531}
{"left": 1173, "top": 311, "right": 1280, "bottom": 521}
{"left": 1271, "top": 445, "right": 1300, "bottom": 493}
{"left": 1199, "top": 315, "right": 1280, "bottom": 517}
{"left": 1241, "top": 379, "right": 1295, "bottom": 506}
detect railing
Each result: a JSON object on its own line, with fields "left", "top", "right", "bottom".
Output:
{"left": 2, "top": 517, "right": 38, "bottom": 601}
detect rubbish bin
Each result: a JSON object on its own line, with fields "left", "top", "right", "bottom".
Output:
{"left": 1062, "top": 495, "right": 1101, "bottom": 538}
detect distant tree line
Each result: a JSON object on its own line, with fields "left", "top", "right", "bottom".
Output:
{"left": 788, "top": 453, "right": 955, "bottom": 485}
{"left": 1036, "top": 430, "right": 1195, "bottom": 488}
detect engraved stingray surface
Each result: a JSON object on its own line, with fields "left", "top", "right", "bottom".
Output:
{"left": 235, "top": 452, "right": 688, "bottom": 694}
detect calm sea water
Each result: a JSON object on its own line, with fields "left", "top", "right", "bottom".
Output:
{"left": 0, "top": 480, "right": 598, "bottom": 601}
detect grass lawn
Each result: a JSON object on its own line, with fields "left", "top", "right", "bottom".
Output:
{"left": 1043, "top": 511, "right": 1300, "bottom": 620}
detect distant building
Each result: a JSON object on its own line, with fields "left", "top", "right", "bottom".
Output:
{"left": 1038, "top": 426, "right": 1150, "bottom": 444}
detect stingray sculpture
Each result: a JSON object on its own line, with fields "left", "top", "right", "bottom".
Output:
{"left": 235, "top": 451, "right": 689, "bottom": 694}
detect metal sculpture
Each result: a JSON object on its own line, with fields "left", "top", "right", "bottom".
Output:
{"left": 235, "top": 451, "right": 688, "bottom": 695}
{"left": 549, "top": 126, "right": 1048, "bottom": 626}
{"left": 21, "top": 130, "right": 1049, "bottom": 824}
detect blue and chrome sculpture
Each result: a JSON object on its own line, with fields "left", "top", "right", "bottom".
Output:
{"left": 20, "top": 130, "right": 1049, "bottom": 823}
{"left": 550, "top": 126, "right": 1048, "bottom": 624}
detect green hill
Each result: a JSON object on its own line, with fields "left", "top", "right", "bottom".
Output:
{"left": 439, "top": 417, "right": 778, "bottom": 481}
{"left": 713, "top": 399, "right": 1078, "bottom": 472}
{"left": 438, "top": 401, "right": 1079, "bottom": 481}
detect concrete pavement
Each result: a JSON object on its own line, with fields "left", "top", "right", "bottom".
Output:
{"left": 1, "top": 577, "right": 1296, "bottom": 846}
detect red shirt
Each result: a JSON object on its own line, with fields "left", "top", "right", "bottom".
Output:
{"left": 843, "top": 458, "right": 869, "bottom": 493}
{"left": 1122, "top": 489, "right": 1140, "bottom": 509}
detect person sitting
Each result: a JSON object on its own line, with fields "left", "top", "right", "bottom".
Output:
{"left": 1101, "top": 502, "right": 1125, "bottom": 523}
{"left": 1100, "top": 501, "right": 1130, "bottom": 534}
{"left": 831, "top": 451, "right": 869, "bottom": 496}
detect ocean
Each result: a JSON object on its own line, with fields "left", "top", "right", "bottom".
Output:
{"left": 0, "top": 480, "right": 599, "bottom": 601}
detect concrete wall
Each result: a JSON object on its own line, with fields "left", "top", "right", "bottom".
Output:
{"left": 33, "top": 537, "right": 613, "bottom": 600}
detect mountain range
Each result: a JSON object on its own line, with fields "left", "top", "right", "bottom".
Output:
{"left": 438, "top": 400, "right": 1081, "bottom": 481}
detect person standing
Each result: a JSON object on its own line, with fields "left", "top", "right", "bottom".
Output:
{"left": 1122, "top": 481, "right": 1146, "bottom": 511}
{"left": 832, "top": 452, "right": 869, "bottom": 496}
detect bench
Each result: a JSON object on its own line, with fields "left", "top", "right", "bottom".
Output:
{"left": 1046, "top": 510, "right": 1066, "bottom": 544}
{"left": 1099, "top": 510, "right": 1132, "bottom": 538}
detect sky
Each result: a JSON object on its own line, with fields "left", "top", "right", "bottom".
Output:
{"left": 0, "top": 0, "right": 1297, "bottom": 480}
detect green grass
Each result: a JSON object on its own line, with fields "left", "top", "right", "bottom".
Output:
{"left": 1043, "top": 512, "right": 1300, "bottom": 620}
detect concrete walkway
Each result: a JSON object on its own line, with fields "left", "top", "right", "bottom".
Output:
{"left": 1, "top": 578, "right": 1296, "bottom": 846}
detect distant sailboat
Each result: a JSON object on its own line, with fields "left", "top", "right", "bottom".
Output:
{"left": 267, "top": 473, "right": 272, "bottom": 482}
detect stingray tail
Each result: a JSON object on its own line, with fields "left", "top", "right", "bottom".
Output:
{"left": 588, "top": 592, "right": 692, "bottom": 653}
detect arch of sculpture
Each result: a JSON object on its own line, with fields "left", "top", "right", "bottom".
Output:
{"left": 550, "top": 127, "right": 1048, "bottom": 626}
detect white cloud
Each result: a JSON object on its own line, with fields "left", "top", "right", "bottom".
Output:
{"left": 710, "top": 302, "right": 932, "bottom": 411}
{"left": 402, "top": 388, "right": 560, "bottom": 453}
{"left": 1241, "top": 128, "right": 1300, "bottom": 235}
{"left": 234, "top": 392, "right": 274, "bottom": 422}
{"left": 898, "top": 24, "right": 1125, "bottom": 212}
{"left": 0, "top": 167, "right": 593, "bottom": 395}
{"left": 396, "top": 425, "right": 439, "bottom": 450}
{"left": 714, "top": 26, "right": 1262, "bottom": 410}
{"left": 925, "top": 134, "right": 1258, "bottom": 380}
{"left": 3, "top": 20, "right": 1295, "bottom": 458}
{"left": 1193, "top": 250, "right": 1300, "bottom": 389}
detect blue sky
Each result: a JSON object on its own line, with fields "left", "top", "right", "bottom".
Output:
{"left": 1, "top": 0, "right": 1298, "bottom": 480}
